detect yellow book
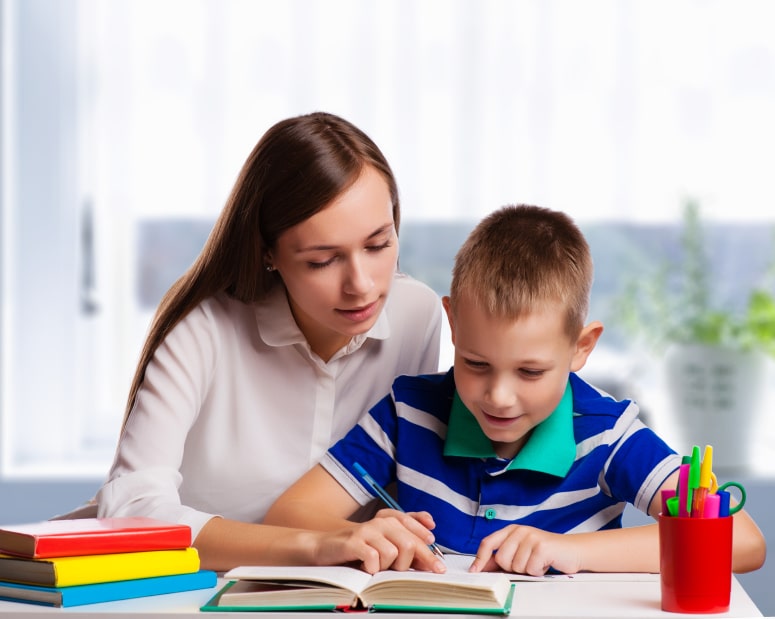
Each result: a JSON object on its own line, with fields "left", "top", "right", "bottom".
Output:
{"left": 0, "top": 547, "right": 199, "bottom": 587}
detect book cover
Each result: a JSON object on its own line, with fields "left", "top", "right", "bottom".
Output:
{"left": 0, "top": 547, "right": 200, "bottom": 587}
{"left": 200, "top": 565, "right": 515, "bottom": 615}
{"left": 0, "top": 517, "right": 191, "bottom": 558}
{"left": 0, "top": 570, "right": 217, "bottom": 607}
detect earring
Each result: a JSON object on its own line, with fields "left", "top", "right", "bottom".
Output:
{"left": 265, "top": 265, "right": 275, "bottom": 272}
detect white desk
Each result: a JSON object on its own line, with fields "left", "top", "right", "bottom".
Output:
{"left": 0, "top": 575, "right": 761, "bottom": 618}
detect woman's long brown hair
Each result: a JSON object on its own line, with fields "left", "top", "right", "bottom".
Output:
{"left": 121, "top": 112, "right": 400, "bottom": 429}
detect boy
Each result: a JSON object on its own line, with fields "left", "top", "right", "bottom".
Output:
{"left": 266, "top": 205, "right": 766, "bottom": 576}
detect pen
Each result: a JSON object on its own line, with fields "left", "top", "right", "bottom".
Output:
{"left": 353, "top": 462, "right": 445, "bottom": 561}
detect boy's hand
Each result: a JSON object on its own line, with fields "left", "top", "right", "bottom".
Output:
{"left": 468, "top": 525, "right": 582, "bottom": 576}
{"left": 315, "top": 512, "right": 445, "bottom": 575}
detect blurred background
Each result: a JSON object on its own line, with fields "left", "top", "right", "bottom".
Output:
{"left": 2, "top": 0, "right": 774, "bottom": 611}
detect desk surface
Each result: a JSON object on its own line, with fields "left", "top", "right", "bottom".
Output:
{"left": 0, "top": 575, "right": 761, "bottom": 618}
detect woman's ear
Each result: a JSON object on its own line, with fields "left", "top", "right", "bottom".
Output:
{"left": 570, "top": 320, "right": 604, "bottom": 372}
{"left": 441, "top": 296, "right": 456, "bottom": 346}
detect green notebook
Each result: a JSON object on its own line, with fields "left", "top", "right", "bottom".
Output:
{"left": 200, "top": 565, "right": 515, "bottom": 614}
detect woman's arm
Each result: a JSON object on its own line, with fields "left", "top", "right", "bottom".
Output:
{"left": 264, "top": 464, "right": 445, "bottom": 573}
{"left": 193, "top": 516, "right": 434, "bottom": 573}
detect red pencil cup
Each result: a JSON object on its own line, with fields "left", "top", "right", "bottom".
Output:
{"left": 658, "top": 514, "right": 733, "bottom": 613}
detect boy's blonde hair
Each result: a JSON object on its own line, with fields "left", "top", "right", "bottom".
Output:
{"left": 449, "top": 204, "right": 593, "bottom": 339}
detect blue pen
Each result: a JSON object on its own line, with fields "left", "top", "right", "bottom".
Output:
{"left": 353, "top": 462, "right": 445, "bottom": 560}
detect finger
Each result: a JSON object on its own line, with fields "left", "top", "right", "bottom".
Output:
{"left": 525, "top": 551, "right": 553, "bottom": 577}
{"left": 348, "top": 523, "right": 402, "bottom": 572}
{"left": 406, "top": 510, "right": 436, "bottom": 531}
{"left": 410, "top": 544, "right": 447, "bottom": 574}
{"left": 387, "top": 532, "right": 423, "bottom": 572}
{"left": 471, "top": 553, "right": 500, "bottom": 572}
{"left": 398, "top": 513, "right": 438, "bottom": 545}
{"left": 499, "top": 529, "right": 548, "bottom": 576}
{"left": 469, "top": 528, "right": 510, "bottom": 572}
{"left": 356, "top": 543, "right": 383, "bottom": 575}
{"left": 378, "top": 520, "right": 444, "bottom": 573}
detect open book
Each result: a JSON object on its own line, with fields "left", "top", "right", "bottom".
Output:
{"left": 201, "top": 565, "right": 515, "bottom": 614}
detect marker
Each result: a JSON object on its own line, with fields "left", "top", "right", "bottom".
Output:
{"left": 691, "top": 445, "right": 713, "bottom": 518}
{"left": 717, "top": 489, "right": 731, "bottom": 517}
{"left": 661, "top": 488, "right": 676, "bottom": 516}
{"left": 666, "top": 495, "right": 679, "bottom": 517}
{"left": 716, "top": 481, "right": 747, "bottom": 515}
{"left": 702, "top": 493, "right": 720, "bottom": 518}
{"left": 353, "top": 462, "right": 445, "bottom": 560}
{"left": 677, "top": 462, "right": 691, "bottom": 518}
{"left": 687, "top": 445, "right": 701, "bottom": 516}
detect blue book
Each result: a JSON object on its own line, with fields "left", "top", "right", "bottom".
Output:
{"left": 0, "top": 569, "right": 216, "bottom": 607}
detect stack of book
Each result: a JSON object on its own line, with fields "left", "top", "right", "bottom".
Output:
{"left": 0, "top": 516, "right": 216, "bottom": 607}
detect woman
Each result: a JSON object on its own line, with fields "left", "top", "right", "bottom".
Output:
{"left": 93, "top": 112, "right": 443, "bottom": 571}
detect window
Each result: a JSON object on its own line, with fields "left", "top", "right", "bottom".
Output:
{"left": 3, "top": 0, "right": 775, "bottom": 478}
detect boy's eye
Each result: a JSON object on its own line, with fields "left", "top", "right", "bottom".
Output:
{"left": 463, "top": 359, "right": 489, "bottom": 370}
{"left": 519, "top": 368, "right": 545, "bottom": 378}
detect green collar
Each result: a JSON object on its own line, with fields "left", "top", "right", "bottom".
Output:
{"left": 443, "top": 381, "right": 576, "bottom": 477}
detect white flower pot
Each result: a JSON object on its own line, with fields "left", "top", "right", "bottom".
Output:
{"left": 663, "top": 344, "right": 765, "bottom": 472}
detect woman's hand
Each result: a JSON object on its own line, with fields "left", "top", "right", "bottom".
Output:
{"left": 311, "top": 512, "right": 446, "bottom": 575}
{"left": 468, "top": 525, "right": 582, "bottom": 576}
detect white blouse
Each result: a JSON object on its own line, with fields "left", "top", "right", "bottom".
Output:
{"left": 96, "top": 273, "right": 442, "bottom": 540}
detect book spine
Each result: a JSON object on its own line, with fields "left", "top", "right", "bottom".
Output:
{"left": 33, "top": 528, "right": 192, "bottom": 558}
{"left": 60, "top": 570, "right": 217, "bottom": 606}
{"left": 53, "top": 547, "right": 201, "bottom": 587}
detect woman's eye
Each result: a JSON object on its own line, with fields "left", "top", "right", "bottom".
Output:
{"left": 366, "top": 241, "right": 392, "bottom": 252}
{"left": 308, "top": 257, "right": 335, "bottom": 269}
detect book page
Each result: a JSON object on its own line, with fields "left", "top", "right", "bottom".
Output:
{"left": 224, "top": 565, "right": 373, "bottom": 595}
{"left": 441, "top": 554, "right": 657, "bottom": 582}
{"left": 218, "top": 579, "right": 357, "bottom": 607}
{"left": 361, "top": 570, "right": 512, "bottom": 608}
{"left": 443, "top": 553, "right": 477, "bottom": 573}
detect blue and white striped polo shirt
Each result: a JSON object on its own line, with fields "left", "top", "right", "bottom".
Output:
{"left": 322, "top": 369, "right": 680, "bottom": 555}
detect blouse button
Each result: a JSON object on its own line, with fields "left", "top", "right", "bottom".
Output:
{"left": 484, "top": 508, "right": 497, "bottom": 520}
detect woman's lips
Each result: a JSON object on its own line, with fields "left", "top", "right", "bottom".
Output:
{"left": 337, "top": 299, "right": 380, "bottom": 323}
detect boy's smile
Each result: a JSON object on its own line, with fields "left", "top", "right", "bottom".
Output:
{"left": 442, "top": 295, "right": 598, "bottom": 460}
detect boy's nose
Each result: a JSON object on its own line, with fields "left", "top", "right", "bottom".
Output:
{"left": 486, "top": 376, "right": 517, "bottom": 408}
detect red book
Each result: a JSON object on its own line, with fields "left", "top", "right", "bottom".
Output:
{"left": 0, "top": 517, "right": 192, "bottom": 558}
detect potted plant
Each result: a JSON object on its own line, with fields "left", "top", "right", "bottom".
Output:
{"left": 613, "top": 199, "right": 775, "bottom": 471}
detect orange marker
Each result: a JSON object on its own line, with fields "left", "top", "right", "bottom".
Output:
{"left": 691, "top": 445, "right": 713, "bottom": 517}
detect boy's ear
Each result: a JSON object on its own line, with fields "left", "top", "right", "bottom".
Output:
{"left": 441, "top": 296, "right": 456, "bottom": 345}
{"left": 570, "top": 320, "right": 604, "bottom": 372}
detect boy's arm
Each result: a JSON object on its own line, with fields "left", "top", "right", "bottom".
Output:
{"left": 470, "top": 472, "right": 766, "bottom": 575}
{"left": 646, "top": 471, "right": 766, "bottom": 574}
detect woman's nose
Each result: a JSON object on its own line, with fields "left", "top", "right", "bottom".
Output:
{"left": 343, "top": 256, "right": 374, "bottom": 295}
